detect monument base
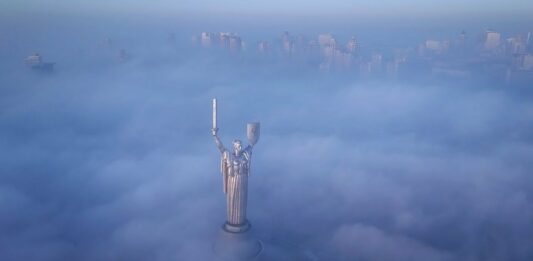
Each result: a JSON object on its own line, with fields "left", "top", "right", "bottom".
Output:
{"left": 214, "top": 221, "right": 263, "bottom": 260}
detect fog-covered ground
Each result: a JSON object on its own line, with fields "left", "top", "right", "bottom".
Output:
{"left": 1, "top": 16, "right": 533, "bottom": 261}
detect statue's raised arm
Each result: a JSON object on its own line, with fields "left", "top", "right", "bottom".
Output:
{"left": 212, "top": 128, "right": 227, "bottom": 153}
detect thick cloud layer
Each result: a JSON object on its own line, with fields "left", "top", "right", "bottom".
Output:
{"left": 1, "top": 19, "right": 533, "bottom": 261}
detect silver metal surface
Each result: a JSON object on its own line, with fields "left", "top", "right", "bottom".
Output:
{"left": 212, "top": 99, "right": 260, "bottom": 227}
{"left": 247, "top": 123, "right": 260, "bottom": 146}
{"left": 213, "top": 98, "right": 217, "bottom": 129}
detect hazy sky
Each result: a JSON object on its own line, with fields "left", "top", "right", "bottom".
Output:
{"left": 2, "top": 0, "right": 533, "bottom": 260}
{"left": 2, "top": 0, "right": 533, "bottom": 18}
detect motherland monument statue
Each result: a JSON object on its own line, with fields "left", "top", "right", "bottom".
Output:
{"left": 211, "top": 98, "right": 263, "bottom": 260}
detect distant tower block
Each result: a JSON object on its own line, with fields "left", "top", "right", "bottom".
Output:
{"left": 201, "top": 32, "right": 213, "bottom": 47}
{"left": 281, "top": 31, "right": 293, "bottom": 54}
{"left": 318, "top": 33, "right": 334, "bottom": 47}
{"left": 484, "top": 30, "right": 501, "bottom": 50}
{"left": 527, "top": 32, "right": 533, "bottom": 51}
{"left": 523, "top": 54, "right": 533, "bottom": 70}
{"left": 459, "top": 30, "right": 467, "bottom": 44}
{"left": 346, "top": 37, "right": 358, "bottom": 53}
{"left": 229, "top": 36, "right": 242, "bottom": 53}
{"left": 25, "top": 53, "right": 54, "bottom": 72}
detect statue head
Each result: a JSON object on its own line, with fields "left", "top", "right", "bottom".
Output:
{"left": 233, "top": 139, "right": 243, "bottom": 155}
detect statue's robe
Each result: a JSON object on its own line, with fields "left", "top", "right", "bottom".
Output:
{"left": 221, "top": 146, "right": 252, "bottom": 225}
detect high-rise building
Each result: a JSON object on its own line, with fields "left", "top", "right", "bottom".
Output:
{"left": 458, "top": 30, "right": 467, "bottom": 44}
{"left": 219, "top": 32, "right": 232, "bottom": 48}
{"left": 318, "top": 34, "right": 334, "bottom": 47}
{"left": 522, "top": 54, "right": 533, "bottom": 70}
{"left": 307, "top": 40, "right": 319, "bottom": 52}
{"left": 506, "top": 36, "right": 526, "bottom": 54}
{"left": 371, "top": 53, "right": 382, "bottom": 67}
{"left": 527, "top": 32, "right": 533, "bottom": 51}
{"left": 25, "top": 53, "right": 42, "bottom": 66}
{"left": 334, "top": 50, "right": 352, "bottom": 68}
{"left": 201, "top": 32, "right": 213, "bottom": 47}
{"left": 484, "top": 30, "right": 501, "bottom": 50}
{"left": 329, "top": 38, "right": 337, "bottom": 50}
{"left": 280, "top": 31, "right": 293, "bottom": 54}
{"left": 425, "top": 40, "right": 449, "bottom": 53}
{"left": 229, "top": 36, "right": 242, "bottom": 52}
{"left": 25, "top": 53, "right": 54, "bottom": 72}
{"left": 283, "top": 40, "right": 293, "bottom": 53}
{"left": 346, "top": 37, "right": 357, "bottom": 53}
{"left": 323, "top": 45, "right": 335, "bottom": 61}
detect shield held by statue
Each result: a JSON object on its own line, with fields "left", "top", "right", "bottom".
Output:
{"left": 247, "top": 122, "right": 260, "bottom": 146}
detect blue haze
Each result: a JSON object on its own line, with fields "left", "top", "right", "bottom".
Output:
{"left": 1, "top": 4, "right": 533, "bottom": 261}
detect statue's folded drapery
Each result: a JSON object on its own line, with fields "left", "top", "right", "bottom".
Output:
{"left": 215, "top": 135, "right": 253, "bottom": 226}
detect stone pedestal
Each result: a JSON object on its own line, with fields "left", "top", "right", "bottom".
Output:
{"left": 214, "top": 220, "right": 263, "bottom": 260}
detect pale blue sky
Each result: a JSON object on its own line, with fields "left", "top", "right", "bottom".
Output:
{"left": 2, "top": 0, "right": 532, "bottom": 18}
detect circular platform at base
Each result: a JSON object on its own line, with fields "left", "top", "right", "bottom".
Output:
{"left": 223, "top": 220, "right": 251, "bottom": 233}
{"left": 214, "top": 221, "right": 263, "bottom": 260}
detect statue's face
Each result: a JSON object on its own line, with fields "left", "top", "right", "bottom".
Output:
{"left": 233, "top": 140, "right": 242, "bottom": 154}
